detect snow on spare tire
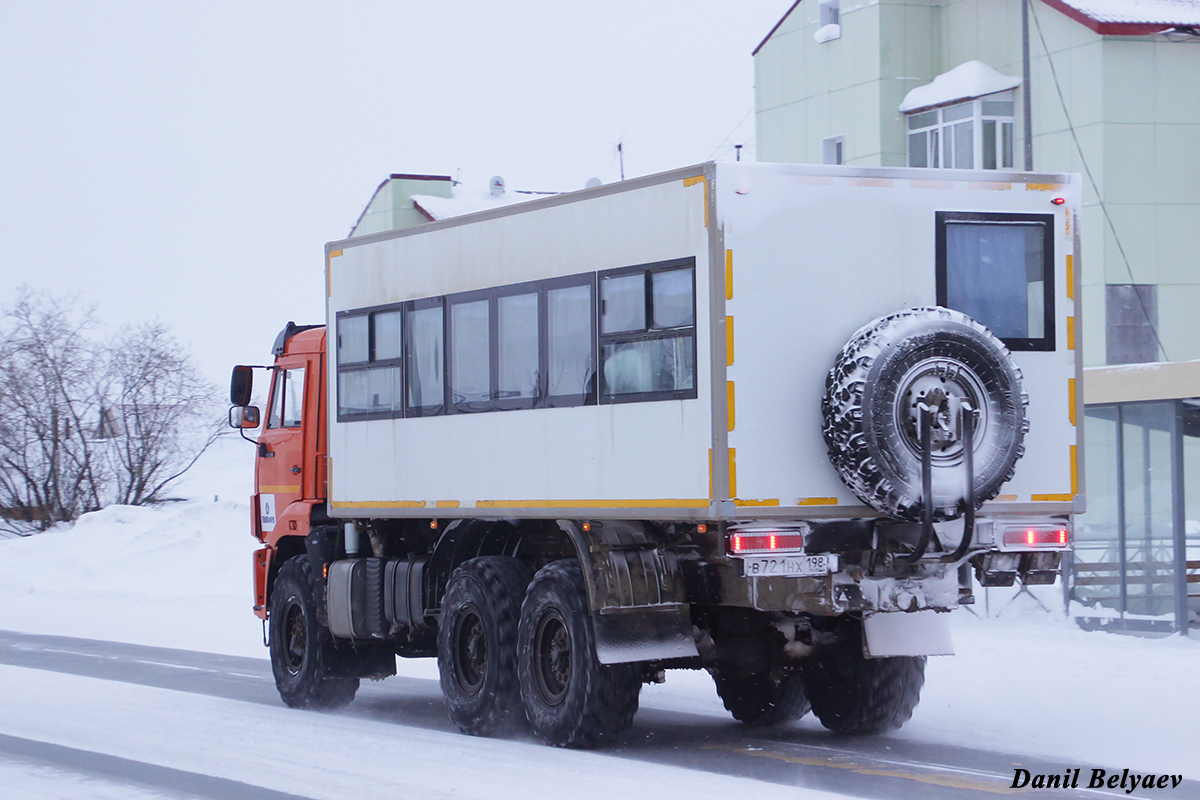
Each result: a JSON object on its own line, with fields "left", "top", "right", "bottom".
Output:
{"left": 822, "top": 307, "right": 1028, "bottom": 523}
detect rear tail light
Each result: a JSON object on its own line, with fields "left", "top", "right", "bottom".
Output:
{"left": 729, "top": 531, "right": 806, "bottom": 554}
{"left": 1002, "top": 526, "right": 1070, "bottom": 549}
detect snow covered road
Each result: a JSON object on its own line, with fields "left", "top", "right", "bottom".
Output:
{"left": 3, "top": 629, "right": 1196, "bottom": 800}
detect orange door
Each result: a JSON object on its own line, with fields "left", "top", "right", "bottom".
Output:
{"left": 256, "top": 361, "right": 309, "bottom": 537}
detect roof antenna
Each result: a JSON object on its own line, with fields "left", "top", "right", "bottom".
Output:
{"left": 617, "top": 141, "right": 625, "bottom": 181}
{"left": 735, "top": 144, "right": 743, "bottom": 162}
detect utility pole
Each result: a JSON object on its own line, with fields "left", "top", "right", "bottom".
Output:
{"left": 1022, "top": 0, "right": 1034, "bottom": 170}
{"left": 617, "top": 141, "right": 625, "bottom": 181}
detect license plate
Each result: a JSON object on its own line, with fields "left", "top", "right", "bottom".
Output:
{"left": 741, "top": 554, "right": 836, "bottom": 578}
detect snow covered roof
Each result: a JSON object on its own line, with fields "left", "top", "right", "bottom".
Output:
{"left": 1041, "top": 0, "right": 1200, "bottom": 34}
{"left": 752, "top": 0, "right": 1199, "bottom": 58}
{"left": 412, "top": 185, "right": 558, "bottom": 222}
{"left": 899, "top": 61, "right": 1021, "bottom": 113}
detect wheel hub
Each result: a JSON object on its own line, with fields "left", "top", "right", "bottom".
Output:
{"left": 453, "top": 605, "right": 487, "bottom": 694}
{"left": 534, "top": 611, "right": 571, "bottom": 706}
{"left": 894, "top": 357, "right": 987, "bottom": 465}
{"left": 283, "top": 601, "right": 306, "bottom": 676}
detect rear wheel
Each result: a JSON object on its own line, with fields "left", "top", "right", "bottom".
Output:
{"left": 712, "top": 668, "right": 810, "bottom": 726}
{"left": 517, "top": 560, "right": 641, "bottom": 748}
{"left": 269, "top": 556, "right": 359, "bottom": 709}
{"left": 437, "top": 556, "right": 534, "bottom": 736}
{"left": 802, "top": 617, "right": 925, "bottom": 735}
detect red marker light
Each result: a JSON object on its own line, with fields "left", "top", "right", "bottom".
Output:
{"left": 1003, "top": 526, "right": 1071, "bottom": 548}
{"left": 1052, "top": 197, "right": 1066, "bottom": 205}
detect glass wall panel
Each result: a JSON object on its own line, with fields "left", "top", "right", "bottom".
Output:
{"left": 1121, "top": 402, "right": 1176, "bottom": 617}
{"left": 1182, "top": 401, "right": 1200, "bottom": 623}
{"left": 1074, "top": 406, "right": 1121, "bottom": 610}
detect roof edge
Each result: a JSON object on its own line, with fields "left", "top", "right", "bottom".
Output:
{"left": 753, "top": 0, "right": 804, "bottom": 56}
{"left": 1038, "top": 0, "right": 1177, "bottom": 36}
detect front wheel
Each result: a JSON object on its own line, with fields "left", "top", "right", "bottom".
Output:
{"left": 269, "top": 556, "right": 359, "bottom": 709}
{"left": 801, "top": 617, "right": 925, "bottom": 735}
{"left": 517, "top": 560, "right": 641, "bottom": 748}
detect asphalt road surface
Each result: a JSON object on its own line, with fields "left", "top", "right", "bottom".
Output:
{"left": 0, "top": 629, "right": 1193, "bottom": 800}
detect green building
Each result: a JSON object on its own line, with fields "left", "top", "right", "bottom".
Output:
{"left": 753, "top": 0, "right": 1200, "bottom": 631}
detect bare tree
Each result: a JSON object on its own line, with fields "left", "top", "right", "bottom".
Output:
{"left": 0, "top": 291, "right": 106, "bottom": 531}
{"left": 102, "top": 323, "right": 221, "bottom": 506}
{"left": 0, "top": 290, "right": 222, "bottom": 533}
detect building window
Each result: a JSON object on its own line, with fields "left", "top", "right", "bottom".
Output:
{"left": 599, "top": 259, "right": 697, "bottom": 403}
{"left": 815, "top": 0, "right": 841, "bottom": 42}
{"left": 907, "top": 94, "right": 1014, "bottom": 170}
{"left": 936, "top": 212, "right": 1055, "bottom": 351}
{"left": 822, "top": 135, "right": 844, "bottom": 165}
{"left": 1106, "top": 284, "right": 1159, "bottom": 365}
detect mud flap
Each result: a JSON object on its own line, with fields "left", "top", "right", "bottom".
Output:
{"left": 862, "top": 610, "right": 954, "bottom": 657}
{"left": 594, "top": 604, "right": 697, "bottom": 664}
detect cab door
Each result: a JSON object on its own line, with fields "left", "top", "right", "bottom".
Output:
{"left": 255, "top": 362, "right": 309, "bottom": 537}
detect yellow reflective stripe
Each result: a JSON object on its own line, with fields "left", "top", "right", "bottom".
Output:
{"left": 1067, "top": 317, "right": 1075, "bottom": 350}
{"left": 728, "top": 447, "right": 737, "bottom": 498}
{"left": 683, "top": 174, "right": 707, "bottom": 227}
{"left": 1066, "top": 254, "right": 1074, "bottom": 300}
{"left": 727, "top": 381, "right": 735, "bottom": 432}
{"left": 1026, "top": 183, "right": 1061, "bottom": 191}
{"left": 330, "top": 500, "right": 426, "bottom": 508}
{"left": 1068, "top": 378, "right": 1076, "bottom": 426}
{"left": 797, "top": 497, "right": 838, "bottom": 506}
{"left": 734, "top": 499, "right": 780, "bottom": 507}
{"left": 475, "top": 499, "right": 710, "bottom": 509}
{"left": 435, "top": 500, "right": 460, "bottom": 508}
{"left": 260, "top": 485, "right": 300, "bottom": 493}
{"left": 726, "top": 316, "right": 734, "bottom": 366}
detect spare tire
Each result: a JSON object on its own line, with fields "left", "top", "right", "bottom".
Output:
{"left": 822, "top": 307, "right": 1027, "bottom": 522}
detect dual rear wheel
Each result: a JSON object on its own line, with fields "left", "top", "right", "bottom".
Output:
{"left": 438, "top": 557, "right": 641, "bottom": 747}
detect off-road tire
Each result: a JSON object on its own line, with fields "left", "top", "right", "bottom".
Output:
{"left": 712, "top": 668, "right": 810, "bottom": 726}
{"left": 269, "top": 555, "right": 359, "bottom": 709}
{"left": 802, "top": 617, "right": 925, "bottom": 735}
{"left": 437, "top": 556, "right": 534, "bottom": 737}
{"left": 517, "top": 560, "right": 641, "bottom": 748}
{"left": 822, "top": 307, "right": 1028, "bottom": 522}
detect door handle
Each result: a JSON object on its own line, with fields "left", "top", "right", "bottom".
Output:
{"left": 290, "top": 466, "right": 301, "bottom": 474}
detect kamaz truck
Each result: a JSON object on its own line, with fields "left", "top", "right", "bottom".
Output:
{"left": 229, "top": 161, "right": 1082, "bottom": 747}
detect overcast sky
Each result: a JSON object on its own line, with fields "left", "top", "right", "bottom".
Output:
{"left": 0, "top": 1, "right": 787, "bottom": 383}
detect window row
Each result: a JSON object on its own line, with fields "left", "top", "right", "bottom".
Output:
{"left": 907, "top": 94, "right": 1015, "bottom": 171}
{"left": 336, "top": 258, "right": 697, "bottom": 420}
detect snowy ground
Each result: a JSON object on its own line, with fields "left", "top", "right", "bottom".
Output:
{"left": 1, "top": 435, "right": 1198, "bottom": 797}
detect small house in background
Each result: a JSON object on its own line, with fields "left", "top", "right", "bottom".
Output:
{"left": 752, "top": 0, "right": 1200, "bottom": 633}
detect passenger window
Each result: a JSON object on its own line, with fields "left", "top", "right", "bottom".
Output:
{"left": 600, "top": 274, "right": 645, "bottom": 333}
{"left": 937, "top": 212, "right": 1054, "bottom": 351}
{"left": 338, "top": 315, "right": 369, "bottom": 364}
{"left": 405, "top": 303, "right": 444, "bottom": 415}
{"left": 450, "top": 299, "right": 491, "bottom": 411}
{"left": 599, "top": 260, "right": 697, "bottom": 402}
{"left": 374, "top": 311, "right": 402, "bottom": 361}
{"left": 497, "top": 292, "right": 539, "bottom": 404}
{"left": 547, "top": 282, "right": 595, "bottom": 404}
{"left": 282, "top": 368, "right": 305, "bottom": 427}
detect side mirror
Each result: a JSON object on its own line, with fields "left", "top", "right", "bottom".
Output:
{"left": 230, "top": 365, "right": 254, "bottom": 406}
{"left": 229, "top": 405, "right": 261, "bottom": 429}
